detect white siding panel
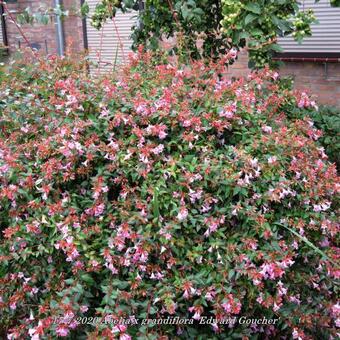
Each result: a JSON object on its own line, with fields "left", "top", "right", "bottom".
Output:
{"left": 86, "top": 0, "right": 137, "bottom": 72}
{"left": 279, "top": 0, "right": 340, "bottom": 53}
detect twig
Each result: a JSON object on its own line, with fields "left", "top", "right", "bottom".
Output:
{"left": 112, "top": 16, "right": 126, "bottom": 62}
{"left": 2, "top": 2, "right": 39, "bottom": 59}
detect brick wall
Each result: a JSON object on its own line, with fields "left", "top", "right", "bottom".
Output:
{"left": 227, "top": 50, "right": 340, "bottom": 108}
{"left": 5, "top": 0, "right": 57, "bottom": 54}
{"left": 226, "top": 49, "right": 250, "bottom": 79}
{"left": 4, "top": 0, "right": 84, "bottom": 55}
{"left": 63, "top": 0, "right": 85, "bottom": 53}
{"left": 280, "top": 62, "right": 340, "bottom": 108}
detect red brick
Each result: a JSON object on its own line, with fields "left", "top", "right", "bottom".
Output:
{"left": 227, "top": 50, "right": 340, "bottom": 107}
{"left": 4, "top": 0, "right": 84, "bottom": 55}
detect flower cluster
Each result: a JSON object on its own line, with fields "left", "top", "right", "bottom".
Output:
{"left": 0, "top": 50, "right": 338, "bottom": 339}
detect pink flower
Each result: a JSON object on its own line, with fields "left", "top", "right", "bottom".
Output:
{"left": 28, "top": 327, "right": 40, "bottom": 340}
{"left": 188, "top": 189, "right": 203, "bottom": 203}
{"left": 335, "top": 318, "right": 340, "bottom": 328}
{"left": 105, "top": 262, "right": 118, "bottom": 274}
{"left": 182, "top": 119, "right": 192, "bottom": 127}
{"left": 56, "top": 326, "right": 69, "bottom": 337}
{"left": 219, "top": 102, "right": 236, "bottom": 118}
{"left": 260, "top": 262, "right": 284, "bottom": 280}
{"left": 278, "top": 258, "right": 295, "bottom": 269}
{"left": 183, "top": 286, "right": 196, "bottom": 299}
{"left": 158, "top": 130, "right": 167, "bottom": 139}
{"left": 210, "top": 323, "right": 219, "bottom": 333}
{"left": 177, "top": 207, "right": 188, "bottom": 221}
{"left": 268, "top": 156, "right": 277, "bottom": 164}
{"left": 66, "top": 248, "right": 79, "bottom": 262}
{"left": 204, "top": 217, "right": 224, "bottom": 237}
{"left": 262, "top": 125, "right": 272, "bottom": 134}
{"left": 313, "top": 201, "right": 331, "bottom": 212}
{"left": 94, "top": 203, "right": 105, "bottom": 216}
{"left": 297, "top": 92, "right": 317, "bottom": 109}
{"left": 135, "top": 103, "right": 150, "bottom": 116}
{"left": 221, "top": 302, "right": 232, "bottom": 313}
{"left": 192, "top": 312, "right": 201, "bottom": 320}
{"left": 292, "top": 329, "right": 299, "bottom": 339}
{"left": 272, "top": 72, "right": 279, "bottom": 80}
{"left": 273, "top": 303, "right": 281, "bottom": 312}
{"left": 227, "top": 48, "right": 238, "bottom": 60}
{"left": 277, "top": 281, "right": 287, "bottom": 296}
{"left": 80, "top": 305, "right": 88, "bottom": 313}
{"left": 188, "top": 306, "right": 202, "bottom": 320}
{"left": 331, "top": 302, "right": 340, "bottom": 315}
{"left": 289, "top": 295, "right": 301, "bottom": 305}
{"left": 120, "top": 334, "right": 131, "bottom": 340}
{"left": 221, "top": 294, "right": 242, "bottom": 314}
{"left": 139, "top": 154, "right": 149, "bottom": 164}
{"left": 256, "top": 294, "right": 263, "bottom": 304}
{"left": 112, "top": 324, "right": 127, "bottom": 334}
{"left": 152, "top": 144, "right": 164, "bottom": 155}
{"left": 292, "top": 328, "right": 306, "bottom": 340}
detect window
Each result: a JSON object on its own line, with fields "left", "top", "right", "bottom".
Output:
{"left": 278, "top": 0, "right": 340, "bottom": 58}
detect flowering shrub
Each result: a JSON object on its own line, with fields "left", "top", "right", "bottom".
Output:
{"left": 0, "top": 51, "right": 339, "bottom": 339}
{"left": 307, "top": 105, "right": 340, "bottom": 172}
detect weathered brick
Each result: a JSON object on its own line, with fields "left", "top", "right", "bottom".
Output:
{"left": 4, "top": 0, "right": 84, "bottom": 55}
{"left": 228, "top": 51, "right": 340, "bottom": 107}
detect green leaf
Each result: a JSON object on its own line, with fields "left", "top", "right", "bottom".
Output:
{"left": 270, "top": 44, "right": 284, "bottom": 52}
{"left": 123, "top": 0, "right": 135, "bottom": 8}
{"left": 245, "top": 13, "right": 257, "bottom": 26}
{"left": 181, "top": 4, "right": 190, "bottom": 20}
{"left": 244, "top": 3, "right": 261, "bottom": 14}
{"left": 275, "top": 222, "right": 337, "bottom": 265}
{"left": 50, "top": 300, "right": 59, "bottom": 309}
{"left": 239, "top": 31, "right": 250, "bottom": 40}
{"left": 81, "top": 2, "right": 90, "bottom": 17}
{"left": 65, "top": 278, "right": 74, "bottom": 285}
{"left": 250, "top": 28, "right": 263, "bottom": 37}
{"left": 81, "top": 274, "right": 95, "bottom": 285}
{"left": 152, "top": 187, "right": 160, "bottom": 220}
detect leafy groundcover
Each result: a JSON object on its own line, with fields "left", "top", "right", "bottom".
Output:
{"left": 0, "top": 50, "right": 339, "bottom": 339}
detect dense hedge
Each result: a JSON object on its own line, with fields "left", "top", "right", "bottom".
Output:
{"left": 0, "top": 51, "right": 339, "bottom": 339}
{"left": 308, "top": 105, "right": 340, "bottom": 171}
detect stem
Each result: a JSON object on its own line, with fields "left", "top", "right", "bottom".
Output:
{"left": 2, "top": 2, "right": 39, "bottom": 59}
